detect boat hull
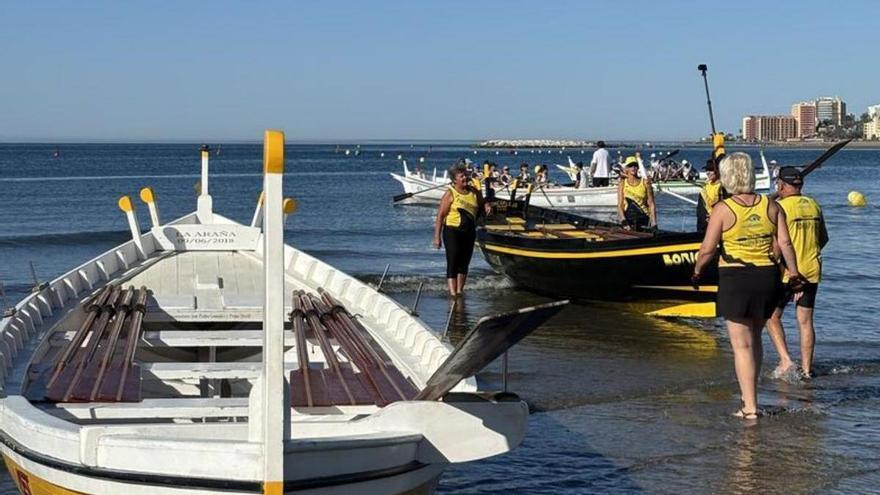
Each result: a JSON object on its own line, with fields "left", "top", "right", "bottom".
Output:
{"left": 477, "top": 200, "right": 719, "bottom": 317}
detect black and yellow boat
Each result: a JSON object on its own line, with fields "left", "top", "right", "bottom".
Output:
{"left": 477, "top": 199, "right": 719, "bottom": 317}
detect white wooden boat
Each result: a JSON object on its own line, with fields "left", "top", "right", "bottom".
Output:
{"left": 0, "top": 132, "right": 563, "bottom": 495}
{"left": 390, "top": 162, "right": 619, "bottom": 208}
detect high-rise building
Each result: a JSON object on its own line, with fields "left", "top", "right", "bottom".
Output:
{"left": 741, "top": 115, "right": 797, "bottom": 142}
{"left": 742, "top": 116, "right": 757, "bottom": 141}
{"left": 791, "top": 101, "right": 817, "bottom": 138}
{"left": 868, "top": 104, "right": 880, "bottom": 120}
{"left": 815, "top": 96, "right": 846, "bottom": 126}
{"left": 865, "top": 118, "right": 880, "bottom": 140}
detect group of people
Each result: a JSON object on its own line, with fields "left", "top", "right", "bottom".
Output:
{"left": 693, "top": 151, "right": 828, "bottom": 420}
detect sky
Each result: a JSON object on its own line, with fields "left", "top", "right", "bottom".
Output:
{"left": 2, "top": 0, "right": 878, "bottom": 142}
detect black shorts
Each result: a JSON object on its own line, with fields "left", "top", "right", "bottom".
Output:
{"left": 592, "top": 177, "right": 610, "bottom": 187}
{"left": 442, "top": 226, "right": 476, "bottom": 279}
{"left": 777, "top": 282, "right": 818, "bottom": 310}
{"left": 717, "top": 266, "right": 782, "bottom": 320}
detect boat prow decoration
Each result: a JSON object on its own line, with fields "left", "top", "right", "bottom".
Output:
{"left": 0, "top": 131, "right": 562, "bottom": 495}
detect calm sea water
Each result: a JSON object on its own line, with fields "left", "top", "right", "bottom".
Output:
{"left": 1, "top": 143, "right": 879, "bottom": 494}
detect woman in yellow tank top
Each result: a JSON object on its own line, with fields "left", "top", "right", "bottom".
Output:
{"left": 434, "top": 164, "right": 490, "bottom": 297}
{"left": 616, "top": 155, "right": 656, "bottom": 230}
{"left": 692, "top": 153, "right": 803, "bottom": 420}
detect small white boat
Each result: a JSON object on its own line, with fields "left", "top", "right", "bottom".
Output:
{"left": 0, "top": 132, "right": 564, "bottom": 495}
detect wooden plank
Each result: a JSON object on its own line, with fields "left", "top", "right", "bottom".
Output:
{"left": 41, "top": 398, "right": 249, "bottom": 420}
{"left": 52, "top": 330, "right": 298, "bottom": 348}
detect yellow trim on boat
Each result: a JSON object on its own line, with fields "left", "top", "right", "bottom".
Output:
{"left": 633, "top": 284, "right": 719, "bottom": 293}
{"left": 482, "top": 242, "right": 703, "bottom": 259}
{"left": 645, "top": 301, "right": 717, "bottom": 318}
{"left": 117, "top": 195, "right": 133, "bottom": 213}
{"left": 282, "top": 198, "right": 298, "bottom": 215}
{"left": 506, "top": 217, "right": 526, "bottom": 225}
{"left": 264, "top": 480, "right": 284, "bottom": 495}
{"left": 138, "top": 187, "right": 155, "bottom": 204}
{"left": 263, "top": 130, "right": 285, "bottom": 174}
{"left": 3, "top": 455, "right": 87, "bottom": 495}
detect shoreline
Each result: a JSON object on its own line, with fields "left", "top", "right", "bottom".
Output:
{"left": 475, "top": 139, "right": 880, "bottom": 150}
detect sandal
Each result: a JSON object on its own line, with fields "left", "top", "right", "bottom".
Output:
{"left": 732, "top": 408, "right": 760, "bottom": 420}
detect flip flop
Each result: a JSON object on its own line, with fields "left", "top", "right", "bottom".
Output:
{"left": 732, "top": 408, "right": 760, "bottom": 420}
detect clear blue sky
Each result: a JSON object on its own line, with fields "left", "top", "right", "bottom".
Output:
{"left": 2, "top": 0, "right": 877, "bottom": 142}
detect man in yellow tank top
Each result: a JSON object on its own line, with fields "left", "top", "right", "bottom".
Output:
{"left": 766, "top": 167, "right": 829, "bottom": 379}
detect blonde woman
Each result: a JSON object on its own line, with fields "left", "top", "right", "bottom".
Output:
{"left": 692, "top": 152, "right": 803, "bottom": 420}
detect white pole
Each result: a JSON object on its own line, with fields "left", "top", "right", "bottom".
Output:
{"left": 197, "top": 145, "right": 214, "bottom": 224}
{"left": 260, "top": 130, "right": 288, "bottom": 495}
{"left": 117, "top": 196, "right": 146, "bottom": 258}
{"left": 139, "top": 187, "right": 161, "bottom": 228}
{"left": 250, "top": 191, "right": 265, "bottom": 228}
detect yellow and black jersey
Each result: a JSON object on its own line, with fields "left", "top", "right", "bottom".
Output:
{"left": 719, "top": 195, "right": 776, "bottom": 268}
{"left": 700, "top": 181, "right": 722, "bottom": 214}
{"left": 778, "top": 195, "right": 824, "bottom": 283}
{"left": 445, "top": 186, "right": 479, "bottom": 230}
{"left": 622, "top": 178, "right": 649, "bottom": 213}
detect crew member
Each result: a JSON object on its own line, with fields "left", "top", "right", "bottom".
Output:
{"left": 534, "top": 164, "right": 549, "bottom": 185}
{"left": 434, "top": 165, "right": 490, "bottom": 297}
{"left": 498, "top": 166, "right": 512, "bottom": 187}
{"left": 590, "top": 140, "right": 611, "bottom": 187}
{"left": 696, "top": 159, "right": 722, "bottom": 233}
{"left": 692, "top": 152, "right": 802, "bottom": 420}
{"left": 617, "top": 156, "right": 656, "bottom": 230}
{"left": 766, "top": 167, "right": 829, "bottom": 379}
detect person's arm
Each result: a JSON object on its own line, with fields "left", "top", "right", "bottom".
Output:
{"left": 434, "top": 191, "right": 452, "bottom": 249}
{"left": 693, "top": 203, "right": 726, "bottom": 278}
{"left": 818, "top": 211, "right": 829, "bottom": 249}
{"left": 645, "top": 179, "right": 657, "bottom": 226}
{"left": 773, "top": 203, "right": 800, "bottom": 280}
{"left": 617, "top": 181, "right": 626, "bottom": 223}
{"left": 475, "top": 188, "right": 490, "bottom": 216}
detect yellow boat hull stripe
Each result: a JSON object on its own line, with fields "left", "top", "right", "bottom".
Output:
{"left": 3, "top": 454, "right": 87, "bottom": 495}
{"left": 482, "top": 242, "right": 702, "bottom": 259}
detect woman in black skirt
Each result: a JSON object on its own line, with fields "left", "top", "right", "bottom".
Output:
{"left": 692, "top": 152, "right": 803, "bottom": 420}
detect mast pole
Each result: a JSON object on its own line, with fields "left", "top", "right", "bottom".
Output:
{"left": 260, "top": 130, "right": 288, "bottom": 495}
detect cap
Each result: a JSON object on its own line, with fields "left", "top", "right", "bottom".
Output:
{"left": 650, "top": 153, "right": 656, "bottom": 158}
{"left": 778, "top": 166, "right": 803, "bottom": 186}
{"left": 682, "top": 159, "right": 689, "bottom": 165}
{"left": 624, "top": 156, "right": 639, "bottom": 168}
{"left": 503, "top": 166, "right": 509, "bottom": 170}
{"left": 464, "top": 158, "right": 473, "bottom": 165}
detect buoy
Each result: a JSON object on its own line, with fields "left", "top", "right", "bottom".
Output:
{"left": 848, "top": 191, "right": 867, "bottom": 207}
{"left": 397, "top": 154, "right": 403, "bottom": 160}
{"left": 380, "top": 152, "right": 385, "bottom": 157}
{"left": 419, "top": 156, "right": 425, "bottom": 163}
{"left": 495, "top": 151, "right": 499, "bottom": 155}
{"left": 473, "top": 150, "right": 478, "bottom": 155}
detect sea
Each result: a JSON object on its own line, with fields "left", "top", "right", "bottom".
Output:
{"left": 0, "top": 142, "right": 878, "bottom": 494}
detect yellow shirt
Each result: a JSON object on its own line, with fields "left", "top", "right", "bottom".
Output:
{"left": 719, "top": 195, "right": 776, "bottom": 268}
{"left": 623, "top": 178, "right": 649, "bottom": 213}
{"left": 445, "top": 186, "right": 478, "bottom": 229}
{"left": 700, "top": 181, "right": 722, "bottom": 214}
{"left": 778, "top": 195, "right": 823, "bottom": 283}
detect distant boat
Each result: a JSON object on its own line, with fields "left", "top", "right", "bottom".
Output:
{"left": 52, "top": 148, "right": 61, "bottom": 159}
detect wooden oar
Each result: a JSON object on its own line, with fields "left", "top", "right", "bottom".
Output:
{"left": 393, "top": 181, "right": 449, "bottom": 203}
{"left": 768, "top": 138, "right": 852, "bottom": 200}
{"left": 657, "top": 187, "right": 698, "bottom": 205}
{"left": 416, "top": 300, "right": 568, "bottom": 401}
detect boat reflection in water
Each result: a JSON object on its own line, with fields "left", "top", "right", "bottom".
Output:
{"left": 477, "top": 199, "right": 720, "bottom": 318}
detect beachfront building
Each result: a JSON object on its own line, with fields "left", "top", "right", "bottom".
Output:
{"left": 868, "top": 104, "right": 880, "bottom": 120}
{"left": 816, "top": 96, "right": 846, "bottom": 126}
{"left": 865, "top": 118, "right": 880, "bottom": 140}
{"left": 742, "top": 115, "right": 797, "bottom": 142}
{"left": 791, "top": 101, "right": 817, "bottom": 138}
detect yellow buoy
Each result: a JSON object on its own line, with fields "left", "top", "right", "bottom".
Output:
{"left": 848, "top": 191, "right": 867, "bottom": 207}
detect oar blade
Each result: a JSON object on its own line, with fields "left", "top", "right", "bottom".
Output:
{"left": 392, "top": 192, "right": 414, "bottom": 202}
{"left": 800, "top": 138, "right": 852, "bottom": 176}
{"left": 416, "top": 300, "right": 568, "bottom": 401}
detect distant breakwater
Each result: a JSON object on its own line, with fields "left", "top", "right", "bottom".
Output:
{"left": 476, "top": 139, "right": 595, "bottom": 148}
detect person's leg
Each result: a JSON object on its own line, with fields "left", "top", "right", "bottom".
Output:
{"left": 766, "top": 307, "right": 795, "bottom": 374}
{"left": 442, "top": 228, "right": 458, "bottom": 297}
{"left": 796, "top": 306, "right": 815, "bottom": 377}
{"left": 727, "top": 317, "right": 759, "bottom": 414}
{"left": 753, "top": 318, "right": 767, "bottom": 381}
{"left": 455, "top": 231, "right": 476, "bottom": 294}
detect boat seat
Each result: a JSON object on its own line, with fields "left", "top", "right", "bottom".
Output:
{"left": 28, "top": 284, "right": 149, "bottom": 404}
{"left": 484, "top": 224, "right": 525, "bottom": 232}
{"left": 505, "top": 217, "right": 526, "bottom": 225}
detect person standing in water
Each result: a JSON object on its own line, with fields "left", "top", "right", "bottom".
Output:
{"left": 590, "top": 141, "right": 611, "bottom": 187}
{"left": 766, "top": 167, "right": 829, "bottom": 379}
{"left": 434, "top": 164, "right": 490, "bottom": 297}
{"left": 692, "top": 153, "right": 802, "bottom": 420}
{"left": 696, "top": 159, "right": 723, "bottom": 233}
{"left": 617, "top": 156, "right": 656, "bottom": 230}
